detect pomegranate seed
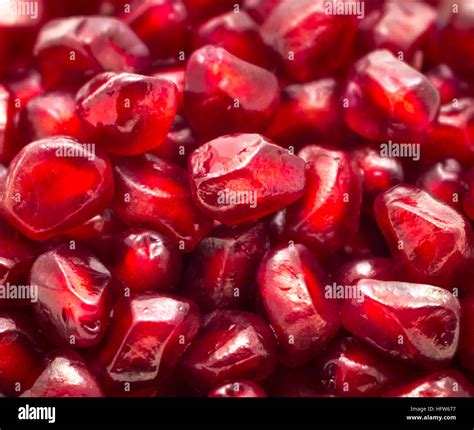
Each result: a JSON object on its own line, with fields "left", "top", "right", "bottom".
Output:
{"left": 257, "top": 244, "right": 341, "bottom": 367}
{"left": 30, "top": 244, "right": 112, "bottom": 347}
{"left": 34, "top": 17, "right": 150, "bottom": 89}
{"left": 106, "top": 228, "right": 182, "bottom": 294}
{"left": 284, "top": 145, "right": 362, "bottom": 254}
{"left": 352, "top": 144, "right": 404, "bottom": 212}
{"left": 193, "top": 11, "right": 273, "bottom": 70}
{"left": 344, "top": 49, "right": 440, "bottom": 141}
{"left": 122, "top": 0, "right": 189, "bottom": 63}
{"left": 113, "top": 153, "right": 213, "bottom": 251}
{"left": 0, "top": 84, "right": 16, "bottom": 163}
{"left": 2, "top": 137, "right": 114, "bottom": 240}
{"left": 265, "top": 79, "right": 347, "bottom": 149}
{"left": 426, "top": 64, "right": 471, "bottom": 105}
{"left": 243, "top": 0, "right": 283, "bottom": 24}
{"left": 313, "top": 336, "right": 410, "bottom": 397}
{"left": 152, "top": 68, "right": 185, "bottom": 111}
{"left": 182, "top": 221, "right": 269, "bottom": 312}
{"left": 184, "top": 45, "right": 280, "bottom": 139}
{"left": 93, "top": 293, "right": 200, "bottom": 394}
{"left": 21, "top": 349, "right": 104, "bottom": 397}
{"left": 375, "top": 184, "right": 472, "bottom": 285}
{"left": 178, "top": 309, "right": 277, "bottom": 394}
{"left": 0, "top": 312, "right": 45, "bottom": 396}
{"left": 384, "top": 370, "right": 474, "bottom": 397}
{"left": 4, "top": 70, "right": 43, "bottom": 106}
{"left": 358, "top": 1, "right": 437, "bottom": 62}
{"left": 335, "top": 257, "right": 404, "bottom": 286}
{"left": 417, "top": 158, "right": 464, "bottom": 210}
{"left": 19, "top": 91, "right": 84, "bottom": 144}
{"left": 76, "top": 72, "right": 177, "bottom": 155}
{"left": 208, "top": 380, "right": 266, "bottom": 397}
{"left": 260, "top": 0, "right": 358, "bottom": 82}
{"left": 188, "top": 133, "right": 306, "bottom": 225}
{"left": 342, "top": 279, "right": 460, "bottom": 369}
{"left": 424, "top": 98, "right": 474, "bottom": 166}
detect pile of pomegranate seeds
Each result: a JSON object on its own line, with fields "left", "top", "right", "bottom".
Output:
{"left": 0, "top": 0, "right": 473, "bottom": 400}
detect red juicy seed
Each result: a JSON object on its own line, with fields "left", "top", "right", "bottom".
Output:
{"left": 152, "top": 68, "right": 185, "bottom": 111}
{"left": 193, "top": 11, "right": 273, "bottom": 70}
{"left": 34, "top": 16, "right": 150, "bottom": 89}
{"left": 0, "top": 84, "right": 17, "bottom": 163}
{"left": 417, "top": 158, "right": 464, "bottom": 210}
{"left": 0, "top": 312, "right": 45, "bottom": 396}
{"left": 2, "top": 137, "right": 114, "bottom": 240}
{"left": 424, "top": 98, "right": 474, "bottom": 166}
{"left": 459, "top": 294, "right": 474, "bottom": 372}
{"left": 123, "top": 0, "right": 189, "bottom": 64}
{"left": 342, "top": 279, "right": 460, "bottom": 369}
{"left": 243, "top": 0, "right": 284, "bottom": 24}
{"left": 374, "top": 184, "right": 472, "bottom": 284}
{"left": 178, "top": 309, "right": 277, "bottom": 395}
{"left": 383, "top": 370, "right": 474, "bottom": 397}
{"left": 208, "top": 380, "right": 267, "bottom": 397}
{"left": 113, "top": 153, "right": 213, "bottom": 252}
{"left": 265, "top": 79, "right": 347, "bottom": 149}
{"left": 260, "top": 0, "right": 358, "bottom": 82}
{"left": 257, "top": 244, "right": 341, "bottom": 367}
{"left": 352, "top": 144, "right": 404, "bottom": 213}
{"left": 93, "top": 293, "right": 200, "bottom": 394}
{"left": 188, "top": 133, "right": 306, "bottom": 225}
{"left": 313, "top": 335, "right": 411, "bottom": 397}
{"left": 184, "top": 45, "right": 280, "bottom": 140}
{"left": 426, "top": 64, "right": 471, "bottom": 105}
{"left": 106, "top": 228, "right": 182, "bottom": 294}
{"left": 181, "top": 221, "right": 270, "bottom": 312}
{"left": 335, "top": 257, "right": 405, "bottom": 286}
{"left": 4, "top": 69, "right": 43, "bottom": 106}
{"left": 30, "top": 244, "right": 112, "bottom": 347}
{"left": 357, "top": 1, "right": 437, "bottom": 62}
{"left": 76, "top": 72, "right": 178, "bottom": 155}
{"left": 19, "top": 91, "right": 84, "bottom": 144}
{"left": 284, "top": 145, "right": 362, "bottom": 254}
{"left": 344, "top": 49, "right": 440, "bottom": 141}
{"left": 150, "top": 115, "right": 198, "bottom": 167}
{"left": 21, "top": 349, "right": 104, "bottom": 397}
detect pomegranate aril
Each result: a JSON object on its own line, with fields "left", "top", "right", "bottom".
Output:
{"left": 417, "top": 158, "right": 464, "bottom": 210}
{"left": 113, "top": 153, "right": 213, "bottom": 251}
{"left": 106, "top": 228, "right": 182, "bottom": 294}
{"left": 260, "top": 0, "right": 358, "bottom": 82}
{"left": 34, "top": 16, "right": 150, "bottom": 89}
{"left": 193, "top": 11, "right": 273, "bottom": 70}
{"left": 21, "top": 349, "right": 104, "bottom": 397}
{"left": 265, "top": 79, "right": 347, "bottom": 149}
{"left": 4, "top": 69, "right": 43, "bottom": 106}
{"left": 257, "top": 244, "right": 341, "bottom": 367}
{"left": 335, "top": 257, "right": 404, "bottom": 286}
{"left": 384, "top": 370, "right": 474, "bottom": 397}
{"left": 284, "top": 145, "right": 362, "bottom": 254}
{"left": 313, "top": 335, "right": 411, "bottom": 397}
{"left": 122, "top": 0, "right": 189, "bottom": 63}
{"left": 0, "top": 312, "right": 45, "bottom": 396}
{"left": 426, "top": 64, "right": 471, "bottom": 105}
{"left": 2, "top": 137, "right": 114, "bottom": 240}
{"left": 188, "top": 133, "right": 306, "bottom": 225}
{"left": 182, "top": 221, "right": 269, "bottom": 312}
{"left": 424, "top": 98, "right": 474, "bottom": 166}
{"left": 93, "top": 293, "right": 200, "bottom": 394}
{"left": 152, "top": 68, "right": 185, "bottom": 111}
{"left": 0, "top": 84, "right": 16, "bottom": 163}
{"left": 184, "top": 45, "right": 280, "bottom": 139}
{"left": 459, "top": 294, "right": 474, "bottom": 372}
{"left": 374, "top": 184, "right": 472, "bottom": 284}
{"left": 208, "top": 381, "right": 266, "bottom": 397}
{"left": 30, "top": 244, "right": 112, "bottom": 347}
{"left": 358, "top": 1, "right": 437, "bottom": 62}
{"left": 352, "top": 144, "right": 404, "bottom": 213}
{"left": 178, "top": 309, "right": 277, "bottom": 395}
{"left": 344, "top": 49, "right": 440, "bottom": 141}
{"left": 243, "top": 0, "right": 283, "bottom": 24}
{"left": 19, "top": 91, "right": 83, "bottom": 144}
{"left": 342, "top": 279, "right": 460, "bottom": 369}
{"left": 76, "top": 72, "right": 177, "bottom": 155}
